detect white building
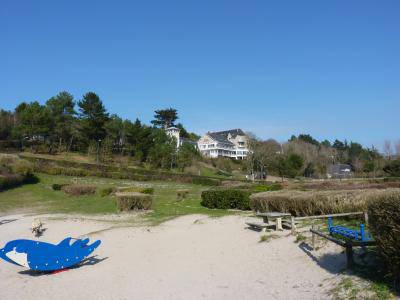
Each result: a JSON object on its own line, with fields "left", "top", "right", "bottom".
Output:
{"left": 165, "top": 126, "right": 183, "bottom": 148}
{"left": 197, "top": 129, "right": 249, "bottom": 159}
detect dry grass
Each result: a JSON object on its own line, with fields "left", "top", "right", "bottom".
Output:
{"left": 115, "top": 192, "right": 153, "bottom": 211}
{"left": 62, "top": 185, "right": 97, "bottom": 196}
{"left": 303, "top": 181, "right": 400, "bottom": 190}
{"left": 250, "top": 188, "right": 400, "bottom": 217}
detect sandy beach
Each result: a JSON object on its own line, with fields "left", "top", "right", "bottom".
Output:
{"left": 0, "top": 214, "right": 349, "bottom": 300}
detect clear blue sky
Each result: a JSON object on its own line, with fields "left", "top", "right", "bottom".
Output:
{"left": 1, "top": 0, "right": 399, "bottom": 148}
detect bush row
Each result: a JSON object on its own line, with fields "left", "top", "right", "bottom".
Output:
{"left": 248, "top": 189, "right": 398, "bottom": 217}
{"left": 367, "top": 191, "right": 400, "bottom": 286}
{"left": 201, "top": 189, "right": 251, "bottom": 210}
{"left": 115, "top": 192, "right": 153, "bottom": 211}
{"left": 24, "top": 155, "right": 223, "bottom": 186}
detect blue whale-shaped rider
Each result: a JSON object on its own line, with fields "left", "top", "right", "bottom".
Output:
{"left": 0, "top": 237, "right": 101, "bottom": 271}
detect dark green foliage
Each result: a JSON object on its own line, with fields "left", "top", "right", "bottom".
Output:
{"left": 147, "top": 129, "right": 175, "bottom": 168}
{"left": 115, "top": 192, "right": 153, "bottom": 211}
{"left": 192, "top": 177, "right": 220, "bottom": 186}
{"left": 177, "top": 142, "right": 199, "bottom": 170}
{"left": 13, "top": 101, "right": 52, "bottom": 141}
{"left": 383, "top": 160, "right": 400, "bottom": 177}
{"left": 46, "top": 91, "right": 76, "bottom": 152}
{"left": 201, "top": 189, "right": 251, "bottom": 210}
{"left": 368, "top": 192, "right": 400, "bottom": 286}
{"left": 78, "top": 92, "right": 109, "bottom": 142}
{"left": 151, "top": 108, "right": 178, "bottom": 128}
{"left": 273, "top": 153, "right": 304, "bottom": 178}
{"left": 52, "top": 183, "right": 66, "bottom": 191}
{"left": 0, "top": 109, "right": 14, "bottom": 141}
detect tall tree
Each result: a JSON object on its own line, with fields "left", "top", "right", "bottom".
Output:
{"left": 78, "top": 92, "right": 109, "bottom": 143}
{"left": 151, "top": 108, "right": 178, "bottom": 128}
{"left": 46, "top": 91, "right": 76, "bottom": 151}
{"left": 0, "top": 110, "right": 14, "bottom": 140}
{"left": 13, "top": 101, "right": 51, "bottom": 141}
{"left": 105, "top": 114, "right": 124, "bottom": 153}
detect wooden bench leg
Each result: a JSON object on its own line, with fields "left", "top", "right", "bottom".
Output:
{"left": 291, "top": 216, "right": 297, "bottom": 235}
{"left": 276, "top": 218, "right": 283, "bottom": 231}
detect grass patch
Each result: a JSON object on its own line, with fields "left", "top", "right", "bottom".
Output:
{"left": 295, "top": 233, "right": 307, "bottom": 243}
{"left": 0, "top": 173, "right": 241, "bottom": 224}
{"left": 259, "top": 234, "right": 278, "bottom": 243}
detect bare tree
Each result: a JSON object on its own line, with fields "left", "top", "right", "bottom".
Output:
{"left": 395, "top": 140, "right": 400, "bottom": 157}
{"left": 384, "top": 140, "right": 393, "bottom": 160}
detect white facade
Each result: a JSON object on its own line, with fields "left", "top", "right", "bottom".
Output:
{"left": 165, "top": 127, "right": 182, "bottom": 148}
{"left": 197, "top": 129, "right": 249, "bottom": 159}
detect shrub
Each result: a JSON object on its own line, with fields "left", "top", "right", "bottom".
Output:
{"left": 368, "top": 191, "right": 400, "bottom": 286}
{"left": 52, "top": 183, "right": 66, "bottom": 191}
{"left": 192, "top": 177, "right": 220, "bottom": 186}
{"left": 117, "top": 186, "right": 154, "bottom": 194}
{"left": 99, "top": 187, "right": 116, "bottom": 197}
{"left": 0, "top": 174, "right": 25, "bottom": 191}
{"left": 249, "top": 189, "right": 397, "bottom": 217}
{"left": 115, "top": 192, "right": 153, "bottom": 211}
{"left": 62, "top": 185, "right": 97, "bottom": 196}
{"left": 177, "top": 189, "right": 189, "bottom": 200}
{"left": 383, "top": 160, "right": 400, "bottom": 177}
{"left": 201, "top": 189, "right": 251, "bottom": 210}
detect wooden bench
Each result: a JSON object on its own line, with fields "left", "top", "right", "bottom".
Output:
{"left": 246, "top": 222, "right": 276, "bottom": 232}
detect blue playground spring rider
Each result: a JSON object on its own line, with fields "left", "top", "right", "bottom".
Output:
{"left": 328, "top": 217, "right": 372, "bottom": 242}
{"left": 0, "top": 237, "right": 101, "bottom": 272}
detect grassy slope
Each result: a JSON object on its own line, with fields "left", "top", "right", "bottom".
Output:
{"left": 0, "top": 173, "right": 242, "bottom": 224}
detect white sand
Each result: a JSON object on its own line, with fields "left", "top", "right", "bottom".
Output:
{"left": 0, "top": 214, "right": 345, "bottom": 300}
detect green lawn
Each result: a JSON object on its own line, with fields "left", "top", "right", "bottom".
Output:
{"left": 0, "top": 173, "right": 242, "bottom": 224}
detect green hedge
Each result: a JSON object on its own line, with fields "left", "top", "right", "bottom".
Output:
{"left": 368, "top": 191, "right": 400, "bottom": 286}
{"left": 201, "top": 189, "right": 251, "bottom": 210}
{"left": 192, "top": 177, "right": 220, "bottom": 186}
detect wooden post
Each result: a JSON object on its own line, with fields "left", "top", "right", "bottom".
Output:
{"left": 364, "top": 212, "right": 369, "bottom": 227}
{"left": 311, "top": 224, "right": 316, "bottom": 250}
{"left": 276, "top": 218, "right": 283, "bottom": 231}
{"left": 291, "top": 216, "right": 297, "bottom": 235}
{"left": 345, "top": 242, "right": 354, "bottom": 269}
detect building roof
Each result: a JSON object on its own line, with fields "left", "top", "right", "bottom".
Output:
{"left": 207, "top": 129, "right": 246, "bottom": 145}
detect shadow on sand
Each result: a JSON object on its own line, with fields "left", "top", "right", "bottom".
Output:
{"left": 298, "top": 241, "right": 399, "bottom": 296}
{"left": 0, "top": 219, "right": 18, "bottom": 226}
{"left": 18, "top": 255, "right": 108, "bottom": 277}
